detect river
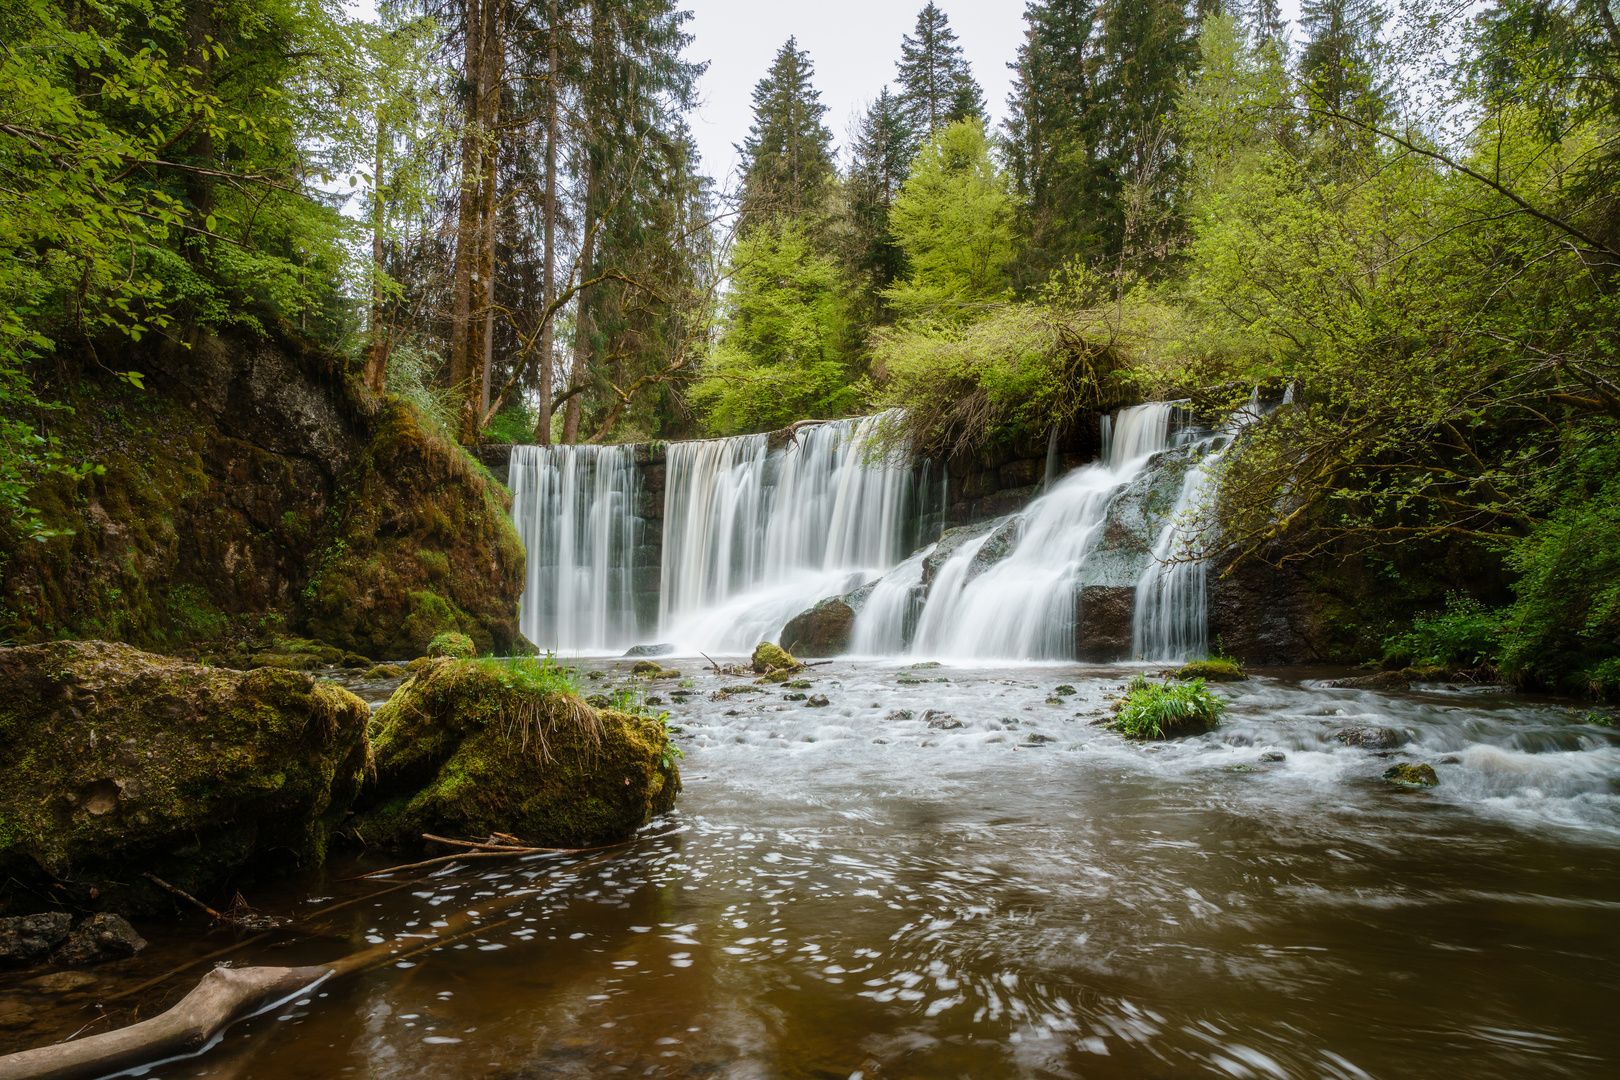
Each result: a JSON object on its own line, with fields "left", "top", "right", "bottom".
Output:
{"left": 5, "top": 658, "right": 1616, "bottom": 1078}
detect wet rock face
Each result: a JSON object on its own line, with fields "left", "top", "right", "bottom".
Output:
{"left": 0, "top": 914, "right": 71, "bottom": 967}
{"left": 0, "top": 641, "right": 372, "bottom": 914}
{"left": 781, "top": 598, "right": 856, "bottom": 658}
{"left": 624, "top": 643, "right": 677, "bottom": 657}
{"left": 920, "top": 522, "right": 996, "bottom": 595}
{"left": 54, "top": 913, "right": 146, "bottom": 965}
{"left": 352, "top": 659, "right": 680, "bottom": 849}
{"left": 1325, "top": 667, "right": 1450, "bottom": 691}
{"left": 1077, "top": 585, "right": 1135, "bottom": 662}
{"left": 1333, "top": 726, "right": 1405, "bottom": 749}
{"left": 1208, "top": 550, "right": 1323, "bottom": 666}
{"left": 964, "top": 518, "right": 1022, "bottom": 585}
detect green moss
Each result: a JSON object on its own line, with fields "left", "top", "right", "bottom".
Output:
{"left": 750, "top": 641, "right": 801, "bottom": 674}
{"left": 428, "top": 631, "right": 476, "bottom": 659}
{"left": 353, "top": 659, "right": 679, "bottom": 848}
{"left": 0, "top": 641, "right": 370, "bottom": 912}
{"left": 1383, "top": 763, "right": 1439, "bottom": 786}
{"left": 1176, "top": 659, "right": 1248, "bottom": 681}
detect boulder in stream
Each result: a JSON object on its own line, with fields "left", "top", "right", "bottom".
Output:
{"left": 1332, "top": 725, "right": 1405, "bottom": 749}
{"left": 1076, "top": 585, "right": 1135, "bottom": 662}
{"left": 781, "top": 598, "right": 856, "bottom": 657}
{"left": 623, "top": 643, "right": 677, "bottom": 657}
{"left": 0, "top": 641, "right": 372, "bottom": 914}
{"left": 352, "top": 658, "right": 680, "bottom": 848}
{"left": 54, "top": 913, "right": 147, "bottom": 965}
{"left": 1384, "top": 763, "right": 1439, "bottom": 786}
{"left": 0, "top": 914, "right": 70, "bottom": 967}
{"left": 751, "top": 642, "right": 803, "bottom": 674}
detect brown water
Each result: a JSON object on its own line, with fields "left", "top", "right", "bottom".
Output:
{"left": 4, "top": 659, "right": 1619, "bottom": 1079}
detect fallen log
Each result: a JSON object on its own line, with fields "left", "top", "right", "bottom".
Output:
{"left": 0, "top": 964, "right": 330, "bottom": 1080}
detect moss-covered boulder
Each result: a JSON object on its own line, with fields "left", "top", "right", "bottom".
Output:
{"left": 1177, "top": 659, "right": 1249, "bottom": 682}
{"left": 751, "top": 642, "right": 803, "bottom": 674}
{"left": 0, "top": 641, "right": 371, "bottom": 914}
{"left": 780, "top": 597, "right": 855, "bottom": 658}
{"left": 427, "top": 631, "right": 476, "bottom": 659}
{"left": 1384, "top": 763, "right": 1439, "bottom": 786}
{"left": 352, "top": 659, "right": 680, "bottom": 848}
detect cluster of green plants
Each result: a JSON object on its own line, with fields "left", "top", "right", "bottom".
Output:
{"left": 475, "top": 653, "right": 584, "bottom": 699}
{"left": 1111, "top": 674, "right": 1226, "bottom": 740}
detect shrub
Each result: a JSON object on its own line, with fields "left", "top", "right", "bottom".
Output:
{"left": 1111, "top": 675, "right": 1225, "bottom": 739}
{"left": 1384, "top": 593, "right": 1502, "bottom": 669}
{"left": 427, "top": 631, "right": 476, "bottom": 659}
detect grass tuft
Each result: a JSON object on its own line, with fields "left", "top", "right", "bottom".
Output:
{"left": 1111, "top": 674, "right": 1225, "bottom": 740}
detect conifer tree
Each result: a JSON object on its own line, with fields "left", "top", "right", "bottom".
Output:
{"left": 845, "top": 87, "right": 914, "bottom": 313}
{"left": 895, "top": 4, "right": 985, "bottom": 150}
{"left": 1004, "top": 0, "right": 1103, "bottom": 283}
{"left": 1299, "top": 0, "right": 1391, "bottom": 165}
{"left": 738, "top": 37, "right": 835, "bottom": 220}
{"left": 1240, "top": 0, "right": 1286, "bottom": 43}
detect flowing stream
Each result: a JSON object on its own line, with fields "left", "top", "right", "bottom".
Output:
{"left": 10, "top": 661, "right": 1617, "bottom": 1078}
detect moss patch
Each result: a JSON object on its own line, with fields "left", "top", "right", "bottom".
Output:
{"left": 750, "top": 642, "right": 802, "bottom": 674}
{"left": 1176, "top": 659, "right": 1248, "bottom": 682}
{"left": 0, "top": 641, "right": 370, "bottom": 914}
{"left": 352, "top": 659, "right": 680, "bottom": 849}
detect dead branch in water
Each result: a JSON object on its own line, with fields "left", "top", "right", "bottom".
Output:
{"left": 0, "top": 835, "right": 671, "bottom": 1080}
{"left": 140, "top": 873, "right": 226, "bottom": 921}
{"left": 355, "top": 827, "right": 681, "bottom": 878}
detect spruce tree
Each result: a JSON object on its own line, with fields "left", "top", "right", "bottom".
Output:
{"left": 738, "top": 37, "right": 835, "bottom": 220}
{"left": 845, "top": 87, "right": 914, "bottom": 316}
{"left": 1299, "top": 0, "right": 1391, "bottom": 169}
{"left": 1240, "top": 0, "right": 1286, "bottom": 43}
{"left": 895, "top": 4, "right": 985, "bottom": 149}
{"left": 1004, "top": 0, "right": 1103, "bottom": 283}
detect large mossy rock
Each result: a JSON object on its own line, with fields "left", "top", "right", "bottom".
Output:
{"left": 781, "top": 598, "right": 856, "bottom": 658}
{"left": 0, "top": 641, "right": 371, "bottom": 913}
{"left": 0, "top": 331, "right": 525, "bottom": 661}
{"left": 352, "top": 660, "right": 680, "bottom": 848}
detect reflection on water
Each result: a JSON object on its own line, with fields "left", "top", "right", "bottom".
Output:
{"left": 4, "top": 661, "right": 1619, "bottom": 1078}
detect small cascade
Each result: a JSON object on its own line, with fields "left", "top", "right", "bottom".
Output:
{"left": 847, "top": 546, "right": 932, "bottom": 655}
{"left": 509, "top": 443, "right": 643, "bottom": 653}
{"left": 1131, "top": 391, "right": 1262, "bottom": 662}
{"left": 659, "top": 413, "right": 917, "bottom": 651}
{"left": 906, "top": 403, "right": 1183, "bottom": 660}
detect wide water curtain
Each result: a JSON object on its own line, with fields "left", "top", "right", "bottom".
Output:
{"left": 510, "top": 444, "right": 643, "bottom": 652}
{"left": 659, "top": 415, "right": 915, "bottom": 648}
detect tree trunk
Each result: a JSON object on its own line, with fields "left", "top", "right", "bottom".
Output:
{"left": 458, "top": 0, "right": 505, "bottom": 444}
{"left": 534, "top": 0, "right": 560, "bottom": 445}
{"left": 364, "top": 117, "right": 389, "bottom": 393}
{"left": 561, "top": 162, "right": 597, "bottom": 445}
{"left": 448, "top": 0, "right": 484, "bottom": 394}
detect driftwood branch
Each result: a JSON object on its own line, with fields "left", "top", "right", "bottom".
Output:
{"left": 140, "top": 873, "right": 226, "bottom": 921}
{"left": 0, "top": 965, "right": 330, "bottom": 1080}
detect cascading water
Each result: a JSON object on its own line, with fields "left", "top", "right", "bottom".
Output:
{"left": 659, "top": 413, "right": 918, "bottom": 651}
{"left": 1131, "top": 392, "right": 1261, "bottom": 662}
{"left": 883, "top": 403, "right": 1188, "bottom": 660}
{"left": 509, "top": 443, "right": 643, "bottom": 652}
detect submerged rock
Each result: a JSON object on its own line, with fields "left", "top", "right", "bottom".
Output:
{"left": 55, "top": 913, "right": 146, "bottom": 965}
{"left": 623, "top": 643, "right": 677, "bottom": 657}
{"left": 1332, "top": 725, "right": 1404, "bottom": 749}
{"left": 751, "top": 642, "right": 803, "bottom": 674}
{"left": 923, "top": 710, "right": 961, "bottom": 729}
{"left": 1384, "top": 763, "right": 1439, "bottom": 786}
{"left": 0, "top": 913, "right": 70, "bottom": 967}
{"left": 0, "top": 641, "right": 371, "bottom": 913}
{"left": 805, "top": 694, "right": 831, "bottom": 708}
{"left": 780, "top": 597, "right": 855, "bottom": 657}
{"left": 353, "top": 659, "right": 679, "bottom": 848}
{"left": 1324, "top": 666, "right": 1449, "bottom": 691}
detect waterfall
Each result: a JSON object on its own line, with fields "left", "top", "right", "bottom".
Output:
{"left": 659, "top": 413, "right": 915, "bottom": 652}
{"left": 905, "top": 403, "right": 1183, "bottom": 660}
{"left": 509, "top": 443, "right": 643, "bottom": 653}
{"left": 1131, "top": 391, "right": 1261, "bottom": 662}
{"left": 847, "top": 546, "right": 932, "bottom": 655}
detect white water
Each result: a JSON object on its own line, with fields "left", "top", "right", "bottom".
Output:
{"left": 889, "top": 403, "right": 1189, "bottom": 660}
{"left": 509, "top": 401, "right": 1249, "bottom": 659}
{"left": 659, "top": 414, "right": 917, "bottom": 652}
{"left": 1132, "top": 392, "right": 1262, "bottom": 661}
{"left": 509, "top": 443, "right": 643, "bottom": 652}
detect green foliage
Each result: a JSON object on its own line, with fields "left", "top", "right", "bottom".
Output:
{"left": 1500, "top": 469, "right": 1620, "bottom": 692}
{"left": 738, "top": 37, "right": 835, "bottom": 218}
{"left": 483, "top": 401, "right": 537, "bottom": 445}
{"left": 885, "top": 120, "right": 1016, "bottom": 317}
{"left": 476, "top": 653, "right": 582, "bottom": 698}
{"left": 689, "top": 218, "right": 858, "bottom": 434}
{"left": 1385, "top": 593, "right": 1503, "bottom": 670}
{"left": 1111, "top": 674, "right": 1225, "bottom": 739}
